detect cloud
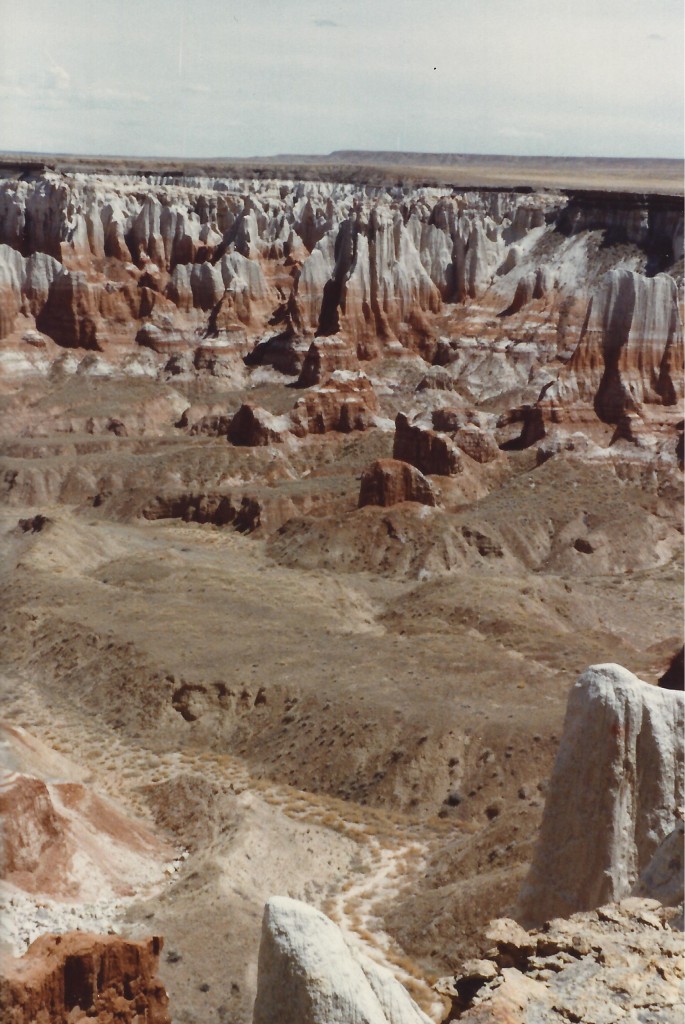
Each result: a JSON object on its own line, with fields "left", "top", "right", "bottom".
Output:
{"left": 184, "top": 83, "right": 212, "bottom": 94}
{"left": 497, "top": 127, "right": 547, "bottom": 140}
{"left": 647, "top": 32, "right": 666, "bottom": 40}
{"left": 0, "top": 83, "right": 30, "bottom": 100}
{"left": 313, "top": 18, "right": 339, "bottom": 28}
{"left": 47, "top": 64, "right": 71, "bottom": 91}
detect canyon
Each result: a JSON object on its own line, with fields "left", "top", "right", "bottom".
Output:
{"left": 0, "top": 156, "right": 682, "bottom": 1023}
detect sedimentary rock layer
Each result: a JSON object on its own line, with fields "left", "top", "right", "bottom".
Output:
{"left": 0, "top": 932, "right": 170, "bottom": 1024}
{"left": 440, "top": 898, "right": 683, "bottom": 1023}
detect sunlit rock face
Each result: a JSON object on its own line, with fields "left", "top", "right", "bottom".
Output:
{"left": 252, "top": 896, "right": 432, "bottom": 1024}
{"left": 517, "top": 663, "right": 685, "bottom": 927}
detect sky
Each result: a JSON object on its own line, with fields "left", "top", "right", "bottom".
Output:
{"left": 1, "top": 0, "right": 683, "bottom": 160}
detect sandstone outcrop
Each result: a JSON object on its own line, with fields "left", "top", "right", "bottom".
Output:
{"left": 228, "top": 404, "right": 291, "bottom": 446}
{"left": 358, "top": 459, "right": 436, "bottom": 508}
{"left": 0, "top": 932, "right": 170, "bottom": 1024}
{"left": 453, "top": 425, "right": 501, "bottom": 464}
{"left": 557, "top": 189, "right": 684, "bottom": 264}
{"left": 296, "top": 335, "right": 359, "bottom": 387}
{"left": 393, "top": 412, "right": 463, "bottom": 476}
{"left": 291, "top": 375, "right": 378, "bottom": 435}
{"left": 517, "top": 663, "right": 684, "bottom": 926}
{"left": 0, "top": 174, "right": 564, "bottom": 365}
{"left": 541, "top": 270, "right": 683, "bottom": 423}
{"left": 1, "top": 172, "right": 682, "bottom": 450}
{"left": 252, "top": 896, "right": 432, "bottom": 1024}
{"left": 35, "top": 272, "right": 102, "bottom": 350}
{"left": 430, "top": 408, "right": 473, "bottom": 433}
{"left": 0, "top": 765, "right": 174, "bottom": 902}
{"left": 631, "top": 821, "right": 684, "bottom": 906}
{"left": 439, "top": 898, "right": 683, "bottom": 1023}
{"left": 415, "top": 367, "right": 455, "bottom": 392}
{"left": 135, "top": 322, "right": 194, "bottom": 355}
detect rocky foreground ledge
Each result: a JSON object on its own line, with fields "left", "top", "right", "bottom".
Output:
{"left": 3, "top": 661, "right": 683, "bottom": 1021}
{"left": 437, "top": 897, "right": 683, "bottom": 1022}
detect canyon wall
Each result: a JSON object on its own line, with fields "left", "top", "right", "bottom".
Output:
{"left": 1, "top": 171, "right": 681, "bottom": 451}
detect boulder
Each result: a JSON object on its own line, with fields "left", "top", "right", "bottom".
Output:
{"left": 517, "top": 663, "right": 684, "bottom": 926}
{"left": 252, "top": 896, "right": 432, "bottom": 1024}
{"left": 441, "top": 899, "right": 683, "bottom": 1023}
{"left": 393, "top": 412, "right": 463, "bottom": 476}
{"left": 358, "top": 459, "right": 436, "bottom": 508}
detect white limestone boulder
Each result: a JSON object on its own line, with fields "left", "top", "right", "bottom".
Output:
{"left": 518, "top": 663, "right": 684, "bottom": 926}
{"left": 252, "top": 896, "right": 431, "bottom": 1024}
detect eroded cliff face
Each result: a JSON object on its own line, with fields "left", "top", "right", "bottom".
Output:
{"left": 0, "top": 932, "right": 170, "bottom": 1024}
{"left": 0, "top": 171, "right": 681, "bottom": 453}
{"left": 539, "top": 269, "right": 683, "bottom": 424}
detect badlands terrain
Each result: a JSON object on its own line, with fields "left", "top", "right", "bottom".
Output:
{"left": 0, "top": 153, "right": 683, "bottom": 1022}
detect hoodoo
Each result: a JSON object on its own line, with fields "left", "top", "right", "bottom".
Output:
{"left": 518, "top": 663, "right": 685, "bottom": 926}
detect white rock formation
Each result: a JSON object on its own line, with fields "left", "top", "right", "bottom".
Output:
{"left": 631, "top": 820, "right": 684, "bottom": 906}
{"left": 252, "top": 896, "right": 432, "bottom": 1024}
{"left": 518, "top": 663, "right": 684, "bottom": 926}
{"left": 543, "top": 269, "right": 683, "bottom": 421}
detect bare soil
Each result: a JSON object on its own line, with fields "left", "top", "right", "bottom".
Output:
{"left": 1, "top": 362, "right": 681, "bottom": 1023}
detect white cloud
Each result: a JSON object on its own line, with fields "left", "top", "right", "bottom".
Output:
{"left": 498, "top": 128, "right": 548, "bottom": 141}
{"left": 47, "top": 65, "right": 71, "bottom": 91}
{"left": 0, "top": 83, "right": 30, "bottom": 100}
{"left": 81, "top": 87, "right": 152, "bottom": 106}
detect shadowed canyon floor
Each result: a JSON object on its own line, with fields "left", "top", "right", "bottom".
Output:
{"left": 0, "top": 158, "right": 682, "bottom": 1022}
